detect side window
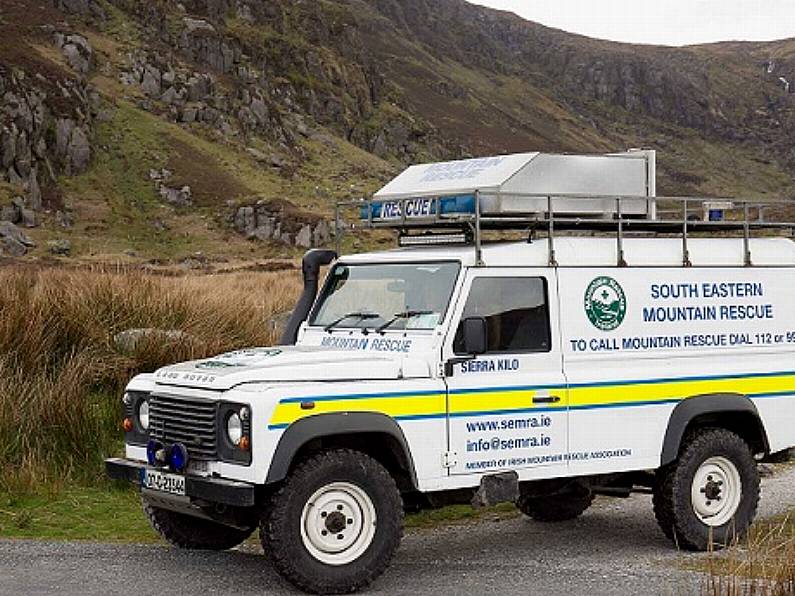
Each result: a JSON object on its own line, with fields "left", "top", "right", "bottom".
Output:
{"left": 453, "top": 277, "right": 551, "bottom": 354}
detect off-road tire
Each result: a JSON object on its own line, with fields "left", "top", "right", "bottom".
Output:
{"left": 652, "top": 428, "right": 760, "bottom": 551}
{"left": 143, "top": 499, "right": 253, "bottom": 550}
{"left": 516, "top": 491, "right": 595, "bottom": 522}
{"left": 260, "top": 448, "right": 403, "bottom": 595}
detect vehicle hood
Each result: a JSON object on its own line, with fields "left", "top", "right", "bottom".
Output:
{"left": 152, "top": 346, "right": 432, "bottom": 390}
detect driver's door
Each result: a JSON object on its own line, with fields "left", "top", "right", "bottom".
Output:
{"left": 443, "top": 269, "right": 568, "bottom": 477}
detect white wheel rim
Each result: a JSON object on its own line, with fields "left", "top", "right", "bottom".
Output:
{"left": 690, "top": 456, "right": 742, "bottom": 527}
{"left": 300, "top": 482, "right": 377, "bottom": 566}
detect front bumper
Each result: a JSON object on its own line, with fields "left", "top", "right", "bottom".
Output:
{"left": 105, "top": 458, "right": 256, "bottom": 508}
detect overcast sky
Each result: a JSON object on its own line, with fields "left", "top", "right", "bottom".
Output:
{"left": 468, "top": 1, "right": 795, "bottom": 46}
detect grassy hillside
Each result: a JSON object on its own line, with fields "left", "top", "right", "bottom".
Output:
{"left": 3, "top": 0, "right": 795, "bottom": 263}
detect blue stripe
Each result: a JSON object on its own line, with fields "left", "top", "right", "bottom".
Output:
{"left": 449, "top": 405, "right": 562, "bottom": 418}
{"left": 568, "top": 369, "right": 795, "bottom": 390}
{"left": 569, "top": 398, "right": 682, "bottom": 411}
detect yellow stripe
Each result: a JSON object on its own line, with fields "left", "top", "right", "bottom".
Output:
{"left": 267, "top": 373, "right": 795, "bottom": 428}
{"left": 269, "top": 394, "right": 445, "bottom": 427}
{"left": 569, "top": 374, "right": 795, "bottom": 408}
{"left": 448, "top": 389, "right": 548, "bottom": 415}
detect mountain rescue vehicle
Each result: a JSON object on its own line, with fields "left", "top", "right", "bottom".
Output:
{"left": 107, "top": 150, "right": 795, "bottom": 594}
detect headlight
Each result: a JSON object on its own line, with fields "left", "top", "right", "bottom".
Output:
{"left": 138, "top": 400, "right": 150, "bottom": 431}
{"left": 226, "top": 412, "right": 243, "bottom": 446}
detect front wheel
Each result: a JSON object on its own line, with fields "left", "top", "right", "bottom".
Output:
{"left": 260, "top": 448, "right": 403, "bottom": 594}
{"left": 652, "top": 428, "right": 760, "bottom": 550}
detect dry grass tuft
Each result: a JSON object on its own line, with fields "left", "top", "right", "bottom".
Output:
{"left": 0, "top": 267, "right": 300, "bottom": 492}
{"left": 702, "top": 513, "right": 795, "bottom": 595}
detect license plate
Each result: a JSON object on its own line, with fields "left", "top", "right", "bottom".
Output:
{"left": 141, "top": 468, "right": 186, "bottom": 496}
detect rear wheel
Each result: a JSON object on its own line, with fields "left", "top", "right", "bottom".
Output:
{"left": 653, "top": 428, "right": 760, "bottom": 550}
{"left": 143, "top": 499, "right": 254, "bottom": 550}
{"left": 516, "top": 490, "right": 594, "bottom": 522}
{"left": 260, "top": 449, "right": 403, "bottom": 594}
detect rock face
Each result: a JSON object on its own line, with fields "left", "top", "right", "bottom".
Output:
{"left": 0, "top": 32, "right": 93, "bottom": 226}
{"left": 2, "top": 0, "right": 795, "bottom": 264}
{"left": 232, "top": 199, "right": 331, "bottom": 248}
{"left": 55, "top": 0, "right": 105, "bottom": 19}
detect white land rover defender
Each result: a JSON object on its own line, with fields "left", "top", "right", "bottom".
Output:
{"left": 107, "top": 151, "right": 795, "bottom": 594}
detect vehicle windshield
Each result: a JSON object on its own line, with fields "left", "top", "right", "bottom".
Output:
{"left": 310, "top": 262, "right": 460, "bottom": 331}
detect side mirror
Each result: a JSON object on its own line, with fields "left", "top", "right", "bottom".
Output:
{"left": 462, "top": 317, "right": 488, "bottom": 355}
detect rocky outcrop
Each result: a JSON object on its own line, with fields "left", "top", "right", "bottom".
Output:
{"left": 0, "top": 30, "right": 94, "bottom": 222}
{"left": 232, "top": 199, "right": 331, "bottom": 248}
{"left": 119, "top": 48, "right": 300, "bottom": 148}
{"left": 54, "top": 0, "right": 106, "bottom": 19}
{"left": 149, "top": 168, "right": 193, "bottom": 207}
{"left": 0, "top": 221, "right": 36, "bottom": 256}
{"left": 54, "top": 32, "right": 94, "bottom": 75}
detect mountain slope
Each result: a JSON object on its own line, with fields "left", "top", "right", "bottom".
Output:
{"left": 2, "top": 0, "right": 795, "bottom": 262}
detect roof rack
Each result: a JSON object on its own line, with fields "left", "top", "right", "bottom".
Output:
{"left": 334, "top": 193, "right": 795, "bottom": 268}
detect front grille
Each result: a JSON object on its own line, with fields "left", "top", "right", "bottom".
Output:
{"left": 149, "top": 394, "right": 217, "bottom": 460}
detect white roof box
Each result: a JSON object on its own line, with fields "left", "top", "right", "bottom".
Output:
{"left": 372, "top": 150, "right": 656, "bottom": 218}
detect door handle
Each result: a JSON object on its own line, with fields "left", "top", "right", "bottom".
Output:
{"left": 532, "top": 395, "right": 561, "bottom": 404}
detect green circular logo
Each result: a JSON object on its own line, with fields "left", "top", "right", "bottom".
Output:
{"left": 584, "top": 276, "right": 626, "bottom": 331}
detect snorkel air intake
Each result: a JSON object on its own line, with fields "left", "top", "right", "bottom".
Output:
{"left": 279, "top": 249, "right": 337, "bottom": 345}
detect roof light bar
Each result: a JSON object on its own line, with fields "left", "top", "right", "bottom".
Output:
{"left": 398, "top": 232, "right": 469, "bottom": 247}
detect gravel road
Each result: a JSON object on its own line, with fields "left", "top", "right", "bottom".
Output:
{"left": 2, "top": 465, "right": 794, "bottom": 596}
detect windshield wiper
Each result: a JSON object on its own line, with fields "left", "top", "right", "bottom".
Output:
{"left": 324, "top": 311, "right": 380, "bottom": 333}
{"left": 376, "top": 310, "right": 433, "bottom": 334}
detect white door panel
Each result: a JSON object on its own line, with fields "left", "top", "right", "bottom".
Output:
{"left": 444, "top": 269, "right": 568, "bottom": 476}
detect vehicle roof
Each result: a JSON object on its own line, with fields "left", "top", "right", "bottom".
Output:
{"left": 341, "top": 237, "right": 795, "bottom": 267}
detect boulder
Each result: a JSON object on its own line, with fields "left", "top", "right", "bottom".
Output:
{"left": 20, "top": 208, "right": 37, "bottom": 228}
{"left": 182, "top": 17, "right": 216, "bottom": 35}
{"left": 141, "top": 69, "right": 161, "bottom": 97}
{"left": 179, "top": 106, "right": 198, "bottom": 123}
{"left": 47, "top": 239, "right": 71, "bottom": 255}
{"left": 1, "top": 126, "right": 16, "bottom": 169}
{"left": 0, "top": 235, "right": 27, "bottom": 256}
{"left": 67, "top": 127, "right": 91, "bottom": 173}
{"left": 295, "top": 225, "right": 312, "bottom": 248}
{"left": 0, "top": 221, "right": 34, "bottom": 256}
{"left": 159, "top": 185, "right": 192, "bottom": 207}
{"left": 250, "top": 98, "right": 268, "bottom": 123}
{"left": 62, "top": 43, "right": 91, "bottom": 75}
{"left": 113, "top": 328, "right": 189, "bottom": 353}
{"left": 160, "top": 87, "right": 179, "bottom": 105}
{"left": 26, "top": 169, "right": 41, "bottom": 210}
{"left": 245, "top": 147, "right": 268, "bottom": 162}
{"left": 0, "top": 221, "right": 35, "bottom": 247}
{"left": 0, "top": 204, "right": 18, "bottom": 223}
{"left": 234, "top": 206, "right": 255, "bottom": 235}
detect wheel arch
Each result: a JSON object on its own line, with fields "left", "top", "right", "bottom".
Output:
{"left": 660, "top": 393, "right": 769, "bottom": 466}
{"left": 265, "top": 412, "right": 418, "bottom": 491}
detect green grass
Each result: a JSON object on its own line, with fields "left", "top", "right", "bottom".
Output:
{"left": 405, "top": 501, "right": 518, "bottom": 529}
{"left": 0, "top": 483, "right": 518, "bottom": 542}
{"left": 0, "top": 484, "right": 156, "bottom": 542}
